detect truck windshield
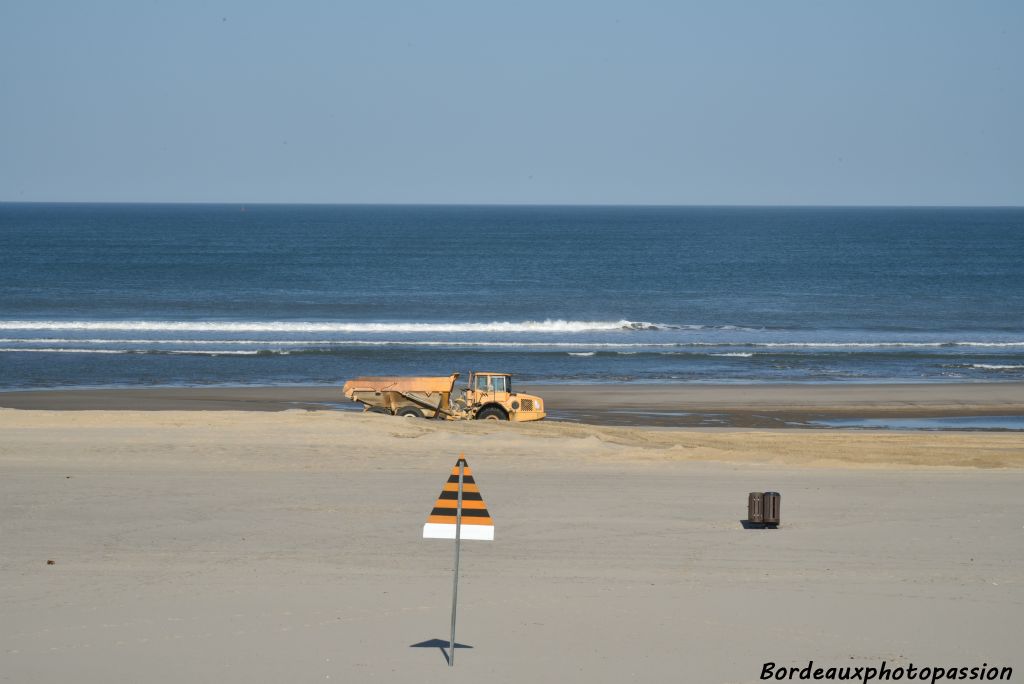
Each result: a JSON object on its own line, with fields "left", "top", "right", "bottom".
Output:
{"left": 473, "top": 375, "right": 511, "bottom": 393}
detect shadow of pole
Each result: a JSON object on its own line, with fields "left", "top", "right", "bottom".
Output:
{"left": 410, "top": 638, "right": 473, "bottom": 665}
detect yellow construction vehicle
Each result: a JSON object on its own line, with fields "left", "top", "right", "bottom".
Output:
{"left": 341, "top": 371, "right": 545, "bottom": 421}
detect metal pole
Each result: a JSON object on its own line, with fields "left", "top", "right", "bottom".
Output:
{"left": 449, "top": 461, "right": 464, "bottom": 666}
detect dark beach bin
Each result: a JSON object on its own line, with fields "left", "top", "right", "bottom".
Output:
{"left": 747, "top": 492, "right": 764, "bottom": 524}
{"left": 762, "top": 492, "right": 781, "bottom": 527}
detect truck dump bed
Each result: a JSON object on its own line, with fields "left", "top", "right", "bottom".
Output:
{"left": 342, "top": 374, "right": 459, "bottom": 399}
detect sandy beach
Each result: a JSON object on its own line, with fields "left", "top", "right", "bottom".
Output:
{"left": 2, "top": 408, "right": 1022, "bottom": 683}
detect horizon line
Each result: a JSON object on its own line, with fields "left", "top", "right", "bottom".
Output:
{"left": 2, "top": 200, "right": 1023, "bottom": 210}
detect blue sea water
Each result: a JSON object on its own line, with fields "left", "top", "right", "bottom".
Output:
{"left": 1, "top": 203, "right": 1022, "bottom": 390}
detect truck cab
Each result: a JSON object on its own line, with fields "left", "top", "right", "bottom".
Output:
{"left": 463, "top": 372, "right": 546, "bottom": 421}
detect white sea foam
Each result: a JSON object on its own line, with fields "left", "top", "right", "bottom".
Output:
{"left": 743, "top": 342, "right": 1024, "bottom": 348}
{"left": 970, "top": 364, "right": 1024, "bottom": 370}
{"left": 164, "top": 350, "right": 261, "bottom": 355}
{"left": 0, "top": 319, "right": 663, "bottom": 333}
{"left": 952, "top": 342, "right": 1024, "bottom": 348}
{"left": 2, "top": 333, "right": 1023, "bottom": 352}
{"left": 0, "top": 348, "right": 259, "bottom": 356}
{"left": 567, "top": 352, "right": 596, "bottom": 356}
{"left": 0, "top": 337, "right": 671, "bottom": 348}
{"left": 2, "top": 338, "right": 1023, "bottom": 351}
{"left": 0, "top": 348, "right": 131, "bottom": 354}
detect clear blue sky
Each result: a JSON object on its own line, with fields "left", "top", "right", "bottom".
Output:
{"left": 1, "top": 2, "right": 1021, "bottom": 205}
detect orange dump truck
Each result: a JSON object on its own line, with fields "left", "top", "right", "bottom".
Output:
{"left": 342, "top": 371, "right": 545, "bottom": 422}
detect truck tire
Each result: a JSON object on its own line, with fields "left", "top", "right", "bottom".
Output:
{"left": 396, "top": 406, "right": 425, "bottom": 418}
{"left": 476, "top": 406, "right": 508, "bottom": 421}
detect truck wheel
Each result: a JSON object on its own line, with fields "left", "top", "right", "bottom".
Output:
{"left": 367, "top": 406, "right": 392, "bottom": 415}
{"left": 476, "top": 406, "right": 508, "bottom": 421}
{"left": 396, "top": 406, "right": 425, "bottom": 418}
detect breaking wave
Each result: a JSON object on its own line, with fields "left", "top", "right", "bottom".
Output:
{"left": 0, "top": 319, "right": 671, "bottom": 333}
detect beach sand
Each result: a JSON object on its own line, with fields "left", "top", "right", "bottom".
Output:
{"left": 2, "top": 408, "right": 1023, "bottom": 683}
{"left": 3, "top": 381, "right": 1024, "bottom": 428}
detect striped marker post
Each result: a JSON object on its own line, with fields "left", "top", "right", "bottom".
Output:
{"left": 423, "top": 456, "right": 493, "bottom": 666}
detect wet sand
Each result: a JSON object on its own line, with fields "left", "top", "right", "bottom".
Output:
{"left": 2, "top": 382, "right": 1024, "bottom": 428}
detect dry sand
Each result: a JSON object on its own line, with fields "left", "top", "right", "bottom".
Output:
{"left": 2, "top": 409, "right": 1023, "bottom": 683}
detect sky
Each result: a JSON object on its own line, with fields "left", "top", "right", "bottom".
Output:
{"left": 1, "top": 1, "right": 1021, "bottom": 205}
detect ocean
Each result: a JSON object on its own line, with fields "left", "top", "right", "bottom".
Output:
{"left": 1, "top": 203, "right": 1022, "bottom": 390}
